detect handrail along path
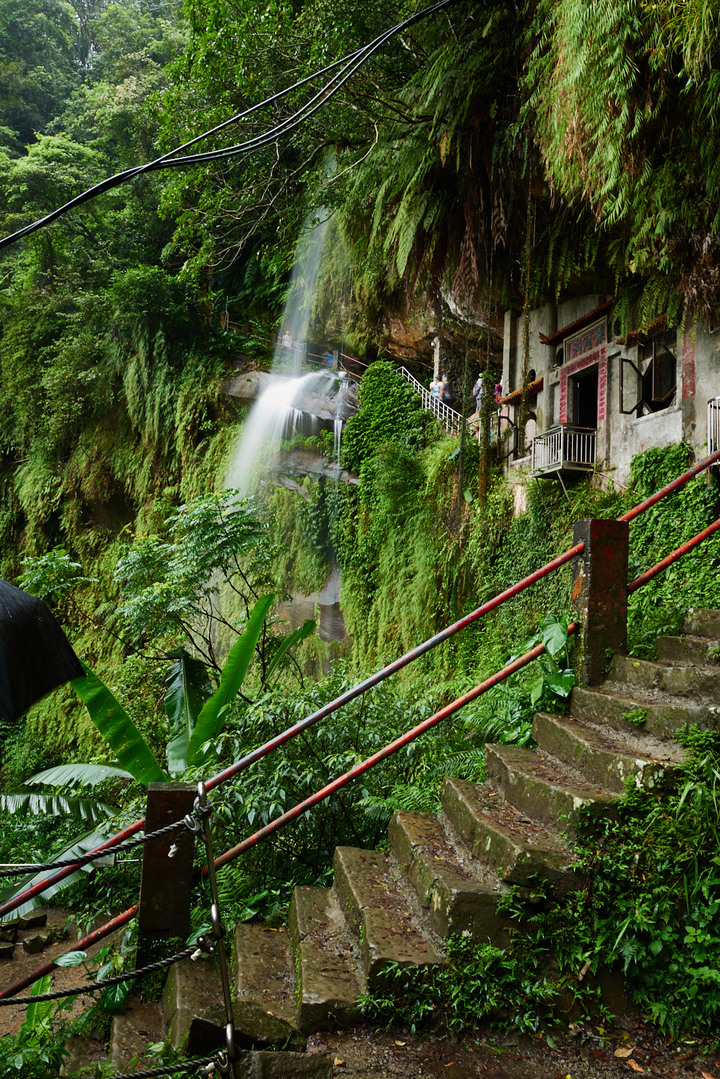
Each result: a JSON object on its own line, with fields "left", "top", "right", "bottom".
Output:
{"left": 2, "top": 448, "right": 719, "bottom": 998}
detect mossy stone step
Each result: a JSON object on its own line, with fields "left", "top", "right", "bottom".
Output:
{"left": 484, "top": 744, "right": 615, "bottom": 831}
{"left": 440, "top": 777, "right": 578, "bottom": 894}
{"left": 609, "top": 654, "right": 720, "bottom": 701}
{"left": 532, "top": 712, "right": 678, "bottom": 794}
{"left": 109, "top": 999, "right": 165, "bottom": 1072}
{"left": 570, "top": 685, "right": 719, "bottom": 740}
{"left": 332, "top": 846, "right": 445, "bottom": 985}
{"left": 685, "top": 609, "right": 720, "bottom": 638}
{"left": 288, "top": 885, "right": 363, "bottom": 1032}
{"left": 655, "top": 634, "right": 720, "bottom": 667}
{"left": 235, "top": 923, "right": 299, "bottom": 1030}
{"left": 388, "top": 810, "right": 510, "bottom": 944}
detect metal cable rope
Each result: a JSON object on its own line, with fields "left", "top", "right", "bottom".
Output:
{"left": 0, "top": 0, "right": 459, "bottom": 251}
{"left": 103, "top": 1053, "right": 226, "bottom": 1079}
{"left": 0, "top": 813, "right": 201, "bottom": 878}
{"left": 0, "top": 945, "right": 195, "bottom": 1007}
{"left": 5, "top": 465, "right": 720, "bottom": 1000}
{"left": 2, "top": 448, "right": 718, "bottom": 925}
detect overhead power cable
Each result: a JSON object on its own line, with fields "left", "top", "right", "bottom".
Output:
{"left": 0, "top": 0, "right": 460, "bottom": 251}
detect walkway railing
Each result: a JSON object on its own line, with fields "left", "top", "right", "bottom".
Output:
{"left": 399, "top": 366, "right": 462, "bottom": 435}
{"left": 709, "top": 396, "right": 720, "bottom": 456}
{"left": 531, "top": 423, "right": 597, "bottom": 474}
{"left": 3, "top": 448, "right": 720, "bottom": 1005}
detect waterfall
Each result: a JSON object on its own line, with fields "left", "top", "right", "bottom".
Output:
{"left": 225, "top": 209, "right": 357, "bottom": 495}
{"left": 226, "top": 370, "right": 339, "bottom": 496}
{"left": 273, "top": 213, "right": 331, "bottom": 376}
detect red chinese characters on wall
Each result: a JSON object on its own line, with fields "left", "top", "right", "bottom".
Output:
{"left": 559, "top": 318, "right": 608, "bottom": 425}
{"left": 559, "top": 350, "right": 608, "bottom": 424}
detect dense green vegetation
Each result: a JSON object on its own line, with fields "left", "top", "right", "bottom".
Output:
{"left": 1, "top": 0, "right": 720, "bottom": 1057}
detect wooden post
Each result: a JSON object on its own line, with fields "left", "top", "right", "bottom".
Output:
{"left": 138, "top": 783, "right": 196, "bottom": 946}
{"left": 571, "top": 519, "right": 629, "bottom": 685}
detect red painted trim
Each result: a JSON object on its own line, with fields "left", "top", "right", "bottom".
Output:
{"left": 540, "top": 299, "right": 613, "bottom": 346}
{"left": 682, "top": 327, "right": 696, "bottom": 400}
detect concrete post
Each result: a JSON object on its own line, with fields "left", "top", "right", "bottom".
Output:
{"left": 571, "top": 519, "right": 629, "bottom": 685}
{"left": 138, "top": 783, "right": 196, "bottom": 945}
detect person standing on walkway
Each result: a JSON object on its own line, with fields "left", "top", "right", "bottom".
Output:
{"left": 472, "top": 373, "right": 483, "bottom": 413}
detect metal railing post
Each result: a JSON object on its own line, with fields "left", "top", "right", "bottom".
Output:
{"left": 571, "top": 519, "right": 629, "bottom": 685}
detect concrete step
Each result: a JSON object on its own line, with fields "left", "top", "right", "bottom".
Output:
{"left": 532, "top": 712, "right": 679, "bottom": 794}
{"left": 288, "top": 885, "right": 363, "bottom": 1031}
{"left": 656, "top": 633, "right": 720, "bottom": 667}
{"left": 570, "top": 685, "right": 719, "bottom": 740}
{"left": 61, "top": 1036, "right": 108, "bottom": 1076}
{"left": 440, "top": 777, "right": 578, "bottom": 894}
{"left": 484, "top": 744, "right": 615, "bottom": 832}
{"left": 164, "top": 952, "right": 304, "bottom": 1056}
{"left": 388, "top": 810, "right": 510, "bottom": 944}
{"left": 684, "top": 609, "right": 720, "bottom": 638}
{"left": 332, "top": 846, "right": 445, "bottom": 986}
{"left": 109, "top": 999, "right": 166, "bottom": 1073}
{"left": 235, "top": 923, "right": 300, "bottom": 1032}
{"left": 609, "top": 653, "right": 720, "bottom": 701}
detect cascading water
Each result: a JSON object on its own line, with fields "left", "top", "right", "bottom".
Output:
{"left": 225, "top": 210, "right": 356, "bottom": 495}
{"left": 226, "top": 369, "right": 343, "bottom": 496}
{"left": 273, "top": 212, "right": 331, "bottom": 376}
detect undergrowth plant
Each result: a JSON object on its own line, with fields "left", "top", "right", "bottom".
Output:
{"left": 364, "top": 726, "right": 720, "bottom": 1038}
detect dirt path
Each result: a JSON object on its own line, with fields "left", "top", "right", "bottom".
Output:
{"left": 0, "top": 907, "right": 121, "bottom": 1038}
{"left": 308, "top": 1020, "right": 720, "bottom": 1079}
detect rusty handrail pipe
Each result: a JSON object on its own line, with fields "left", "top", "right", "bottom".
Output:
{"left": 3, "top": 449, "right": 718, "bottom": 920}
{"left": 628, "top": 516, "right": 720, "bottom": 594}
{"left": 619, "top": 448, "right": 720, "bottom": 523}
{"left": 1, "top": 629, "right": 575, "bottom": 1000}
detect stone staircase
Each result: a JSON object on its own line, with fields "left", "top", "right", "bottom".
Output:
{"left": 75, "top": 611, "right": 720, "bottom": 1075}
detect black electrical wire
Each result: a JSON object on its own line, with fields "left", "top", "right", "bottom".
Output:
{"left": 0, "top": 0, "right": 460, "bottom": 251}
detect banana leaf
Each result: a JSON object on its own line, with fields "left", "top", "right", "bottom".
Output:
{"left": 0, "top": 792, "right": 114, "bottom": 823}
{"left": 164, "top": 648, "right": 212, "bottom": 775}
{"left": 71, "top": 664, "right": 167, "bottom": 786}
{"left": 263, "top": 619, "right": 316, "bottom": 687}
{"left": 186, "top": 594, "right": 274, "bottom": 767}
{"left": 0, "top": 821, "right": 116, "bottom": 918}
{"left": 29, "top": 763, "right": 133, "bottom": 787}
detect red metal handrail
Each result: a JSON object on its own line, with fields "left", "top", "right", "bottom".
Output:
{"left": 2, "top": 450, "right": 718, "bottom": 924}
{"left": 0, "top": 628, "right": 574, "bottom": 1000}
{"left": 6, "top": 478, "right": 720, "bottom": 997}
{"left": 619, "top": 449, "right": 720, "bottom": 523}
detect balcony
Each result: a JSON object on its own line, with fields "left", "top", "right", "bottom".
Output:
{"left": 531, "top": 424, "right": 597, "bottom": 476}
{"left": 709, "top": 396, "right": 720, "bottom": 456}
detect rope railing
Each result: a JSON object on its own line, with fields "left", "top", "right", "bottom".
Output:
{"left": 0, "top": 814, "right": 197, "bottom": 878}
{"left": 5, "top": 451, "right": 720, "bottom": 958}
{"left": 6, "top": 488, "right": 720, "bottom": 1008}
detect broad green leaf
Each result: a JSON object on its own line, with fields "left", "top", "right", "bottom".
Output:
{"left": 21, "top": 976, "right": 52, "bottom": 1037}
{"left": 102, "top": 980, "right": 131, "bottom": 1014}
{"left": 544, "top": 670, "right": 577, "bottom": 698}
{"left": 186, "top": 594, "right": 274, "bottom": 766}
{"left": 164, "top": 648, "right": 212, "bottom": 775}
{"left": 263, "top": 619, "right": 316, "bottom": 687}
{"left": 0, "top": 792, "right": 113, "bottom": 823}
{"left": 71, "top": 664, "right": 166, "bottom": 786}
{"left": 0, "top": 822, "right": 116, "bottom": 917}
{"left": 539, "top": 613, "right": 569, "bottom": 657}
{"left": 54, "top": 951, "right": 87, "bottom": 967}
{"left": 28, "top": 763, "right": 133, "bottom": 788}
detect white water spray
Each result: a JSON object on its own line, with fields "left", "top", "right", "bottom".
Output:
{"left": 273, "top": 213, "right": 331, "bottom": 376}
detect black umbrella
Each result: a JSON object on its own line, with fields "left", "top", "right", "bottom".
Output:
{"left": 0, "top": 579, "right": 85, "bottom": 722}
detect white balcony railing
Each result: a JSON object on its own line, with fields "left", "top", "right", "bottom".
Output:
{"left": 399, "top": 367, "right": 462, "bottom": 435}
{"left": 709, "top": 396, "right": 720, "bottom": 456}
{"left": 531, "top": 424, "right": 597, "bottom": 475}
